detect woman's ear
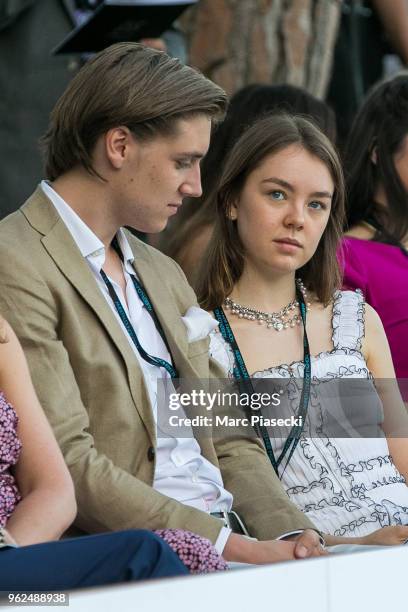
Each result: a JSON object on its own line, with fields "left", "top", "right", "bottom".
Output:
{"left": 370, "top": 145, "right": 378, "bottom": 165}
{"left": 228, "top": 199, "right": 238, "bottom": 221}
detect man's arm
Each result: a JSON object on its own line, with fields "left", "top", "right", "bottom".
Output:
{"left": 0, "top": 262, "right": 225, "bottom": 543}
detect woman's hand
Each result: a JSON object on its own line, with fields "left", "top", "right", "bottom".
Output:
{"left": 361, "top": 526, "right": 408, "bottom": 546}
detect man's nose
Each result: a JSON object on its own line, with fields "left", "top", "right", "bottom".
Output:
{"left": 180, "top": 165, "right": 202, "bottom": 198}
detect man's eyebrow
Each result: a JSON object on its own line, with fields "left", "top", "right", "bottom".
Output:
{"left": 175, "top": 151, "right": 206, "bottom": 159}
{"left": 261, "top": 177, "right": 333, "bottom": 199}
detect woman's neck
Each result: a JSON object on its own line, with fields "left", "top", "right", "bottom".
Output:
{"left": 230, "top": 264, "right": 298, "bottom": 313}
{"left": 372, "top": 182, "right": 388, "bottom": 210}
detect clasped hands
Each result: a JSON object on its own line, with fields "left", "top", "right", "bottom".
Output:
{"left": 223, "top": 529, "right": 326, "bottom": 565}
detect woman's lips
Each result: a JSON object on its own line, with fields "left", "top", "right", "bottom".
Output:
{"left": 273, "top": 238, "right": 302, "bottom": 252}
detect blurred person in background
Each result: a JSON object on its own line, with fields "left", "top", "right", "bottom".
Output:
{"left": 341, "top": 73, "right": 408, "bottom": 399}
{"left": 328, "top": 0, "right": 408, "bottom": 148}
{"left": 160, "top": 84, "right": 336, "bottom": 285}
{"left": 0, "top": 0, "right": 187, "bottom": 219}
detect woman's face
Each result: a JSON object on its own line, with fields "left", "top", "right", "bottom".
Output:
{"left": 230, "top": 144, "right": 334, "bottom": 275}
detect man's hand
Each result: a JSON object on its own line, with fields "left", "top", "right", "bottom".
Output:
{"left": 222, "top": 531, "right": 326, "bottom": 565}
{"left": 286, "top": 529, "right": 327, "bottom": 559}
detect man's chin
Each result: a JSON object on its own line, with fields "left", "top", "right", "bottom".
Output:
{"left": 125, "top": 219, "right": 168, "bottom": 235}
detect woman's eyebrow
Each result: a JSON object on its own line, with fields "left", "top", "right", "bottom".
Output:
{"left": 261, "top": 177, "right": 293, "bottom": 191}
{"left": 310, "top": 191, "right": 333, "bottom": 199}
{"left": 261, "top": 177, "right": 333, "bottom": 199}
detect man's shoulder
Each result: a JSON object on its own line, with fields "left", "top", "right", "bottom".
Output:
{"left": 0, "top": 207, "right": 38, "bottom": 253}
{"left": 0, "top": 187, "right": 56, "bottom": 242}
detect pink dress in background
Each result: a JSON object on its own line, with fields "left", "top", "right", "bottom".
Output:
{"left": 0, "top": 392, "right": 22, "bottom": 527}
{"left": 340, "top": 237, "right": 408, "bottom": 391}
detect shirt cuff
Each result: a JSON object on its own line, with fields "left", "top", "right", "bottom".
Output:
{"left": 214, "top": 526, "right": 232, "bottom": 555}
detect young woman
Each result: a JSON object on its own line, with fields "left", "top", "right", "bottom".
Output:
{"left": 0, "top": 317, "right": 226, "bottom": 590}
{"left": 342, "top": 73, "right": 408, "bottom": 390}
{"left": 160, "top": 83, "right": 336, "bottom": 284}
{"left": 198, "top": 114, "right": 408, "bottom": 546}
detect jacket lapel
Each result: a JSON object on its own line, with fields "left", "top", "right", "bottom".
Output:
{"left": 22, "top": 189, "right": 156, "bottom": 442}
{"left": 131, "top": 254, "right": 189, "bottom": 367}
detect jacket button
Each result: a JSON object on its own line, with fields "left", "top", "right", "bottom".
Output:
{"left": 147, "top": 446, "right": 155, "bottom": 462}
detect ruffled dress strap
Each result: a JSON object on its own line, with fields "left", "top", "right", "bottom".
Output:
{"left": 332, "top": 289, "right": 365, "bottom": 351}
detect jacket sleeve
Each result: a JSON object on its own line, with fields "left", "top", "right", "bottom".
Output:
{"left": 0, "top": 257, "right": 226, "bottom": 543}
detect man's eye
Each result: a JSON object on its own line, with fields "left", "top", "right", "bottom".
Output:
{"left": 269, "top": 190, "right": 285, "bottom": 201}
{"left": 175, "top": 159, "right": 192, "bottom": 169}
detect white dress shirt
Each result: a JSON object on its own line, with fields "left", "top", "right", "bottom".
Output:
{"left": 41, "top": 181, "right": 232, "bottom": 552}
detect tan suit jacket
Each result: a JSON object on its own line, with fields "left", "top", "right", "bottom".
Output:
{"left": 0, "top": 187, "right": 315, "bottom": 542}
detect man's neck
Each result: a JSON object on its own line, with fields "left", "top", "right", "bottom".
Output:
{"left": 51, "top": 169, "right": 120, "bottom": 249}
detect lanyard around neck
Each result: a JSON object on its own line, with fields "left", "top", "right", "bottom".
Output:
{"left": 213, "top": 285, "right": 311, "bottom": 478}
{"left": 99, "top": 237, "right": 179, "bottom": 379}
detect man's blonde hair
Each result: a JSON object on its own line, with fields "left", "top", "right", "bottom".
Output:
{"left": 42, "top": 42, "right": 227, "bottom": 180}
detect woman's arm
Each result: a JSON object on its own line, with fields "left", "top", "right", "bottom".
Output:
{"left": 0, "top": 319, "right": 77, "bottom": 545}
{"left": 362, "top": 304, "right": 408, "bottom": 482}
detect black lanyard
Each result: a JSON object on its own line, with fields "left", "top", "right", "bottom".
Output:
{"left": 99, "top": 237, "right": 179, "bottom": 379}
{"left": 213, "top": 285, "right": 311, "bottom": 478}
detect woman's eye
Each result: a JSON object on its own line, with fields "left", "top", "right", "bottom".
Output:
{"left": 308, "top": 200, "right": 326, "bottom": 210}
{"left": 269, "top": 190, "right": 285, "bottom": 201}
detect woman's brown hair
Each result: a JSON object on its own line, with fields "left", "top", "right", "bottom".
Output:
{"left": 196, "top": 114, "right": 345, "bottom": 310}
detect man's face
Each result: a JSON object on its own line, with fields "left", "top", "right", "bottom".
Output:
{"left": 113, "top": 115, "right": 211, "bottom": 233}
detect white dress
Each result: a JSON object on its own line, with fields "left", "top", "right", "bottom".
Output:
{"left": 210, "top": 290, "right": 408, "bottom": 537}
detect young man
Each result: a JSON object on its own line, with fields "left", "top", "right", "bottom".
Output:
{"left": 0, "top": 43, "right": 323, "bottom": 564}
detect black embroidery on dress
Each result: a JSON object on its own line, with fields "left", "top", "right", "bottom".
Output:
{"left": 210, "top": 290, "right": 408, "bottom": 537}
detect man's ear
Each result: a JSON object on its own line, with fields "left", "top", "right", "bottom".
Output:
{"left": 105, "top": 126, "right": 134, "bottom": 169}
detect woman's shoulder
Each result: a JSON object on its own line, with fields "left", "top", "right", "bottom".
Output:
{"left": 313, "top": 289, "right": 365, "bottom": 316}
{"left": 344, "top": 223, "right": 376, "bottom": 241}
{"left": 327, "top": 290, "right": 366, "bottom": 352}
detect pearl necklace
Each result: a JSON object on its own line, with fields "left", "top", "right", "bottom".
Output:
{"left": 224, "top": 279, "right": 311, "bottom": 332}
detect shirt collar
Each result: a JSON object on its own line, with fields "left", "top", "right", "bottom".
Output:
{"left": 40, "top": 180, "right": 134, "bottom": 270}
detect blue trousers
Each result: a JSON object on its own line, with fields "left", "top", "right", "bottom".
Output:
{"left": 0, "top": 530, "right": 188, "bottom": 591}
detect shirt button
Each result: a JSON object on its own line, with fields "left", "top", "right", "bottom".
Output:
{"left": 147, "top": 446, "right": 155, "bottom": 462}
{"left": 192, "top": 474, "right": 198, "bottom": 483}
